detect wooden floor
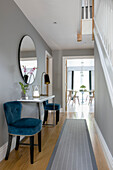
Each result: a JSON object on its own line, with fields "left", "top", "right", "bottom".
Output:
{"left": 0, "top": 109, "right": 109, "bottom": 170}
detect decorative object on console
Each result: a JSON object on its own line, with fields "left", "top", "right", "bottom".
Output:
{"left": 19, "top": 82, "right": 29, "bottom": 99}
{"left": 32, "top": 85, "right": 40, "bottom": 98}
{"left": 41, "top": 72, "right": 50, "bottom": 96}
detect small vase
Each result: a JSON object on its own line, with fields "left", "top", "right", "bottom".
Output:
{"left": 21, "top": 90, "right": 28, "bottom": 99}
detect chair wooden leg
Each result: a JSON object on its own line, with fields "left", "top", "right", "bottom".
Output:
{"left": 78, "top": 97, "right": 80, "bottom": 105}
{"left": 56, "top": 110, "right": 59, "bottom": 125}
{"left": 45, "top": 110, "right": 48, "bottom": 121}
{"left": 30, "top": 136, "right": 34, "bottom": 164}
{"left": 5, "top": 134, "right": 13, "bottom": 160}
{"left": 43, "top": 110, "right": 48, "bottom": 125}
{"left": 38, "top": 131, "right": 41, "bottom": 152}
{"left": 15, "top": 136, "right": 20, "bottom": 150}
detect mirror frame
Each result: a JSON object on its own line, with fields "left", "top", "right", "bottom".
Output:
{"left": 18, "top": 35, "right": 37, "bottom": 85}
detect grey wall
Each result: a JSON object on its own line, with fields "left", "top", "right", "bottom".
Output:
{"left": 0, "top": 0, "right": 51, "bottom": 147}
{"left": 52, "top": 49, "right": 94, "bottom": 106}
{"left": 95, "top": 41, "right": 113, "bottom": 156}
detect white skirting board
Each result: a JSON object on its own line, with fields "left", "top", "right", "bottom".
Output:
{"left": 0, "top": 136, "right": 24, "bottom": 162}
{"left": 94, "top": 119, "right": 113, "bottom": 170}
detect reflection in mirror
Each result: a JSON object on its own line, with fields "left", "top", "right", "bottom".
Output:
{"left": 19, "top": 35, "right": 37, "bottom": 84}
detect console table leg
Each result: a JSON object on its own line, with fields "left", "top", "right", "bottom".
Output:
{"left": 53, "top": 98, "right": 55, "bottom": 126}
{"left": 37, "top": 103, "right": 40, "bottom": 119}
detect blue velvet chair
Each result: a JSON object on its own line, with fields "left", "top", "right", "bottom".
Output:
{"left": 43, "top": 100, "right": 60, "bottom": 125}
{"left": 3, "top": 101, "right": 42, "bottom": 164}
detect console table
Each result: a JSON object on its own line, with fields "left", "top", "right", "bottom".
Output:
{"left": 17, "top": 95, "right": 55, "bottom": 126}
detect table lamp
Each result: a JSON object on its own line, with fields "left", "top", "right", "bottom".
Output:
{"left": 41, "top": 72, "right": 50, "bottom": 96}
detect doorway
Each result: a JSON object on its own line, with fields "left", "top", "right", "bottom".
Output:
{"left": 62, "top": 56, "right": 94, "bottom": 113}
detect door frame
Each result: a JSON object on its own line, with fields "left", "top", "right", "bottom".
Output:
{"left": 45, "top": 50, "right": 53, "bottom": 96}
{"left": 62, "top": 55, "right": 94, "bottom": 112}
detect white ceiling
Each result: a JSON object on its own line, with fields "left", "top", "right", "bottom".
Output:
{"left": 14, "top": 0, "right": 94, "bottom": 50}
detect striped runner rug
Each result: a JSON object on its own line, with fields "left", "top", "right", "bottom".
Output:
{"left": 47, "top": 119, "right": 97, "bottom": 170}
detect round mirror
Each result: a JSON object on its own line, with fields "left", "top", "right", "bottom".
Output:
{"left": 18, "top": 35, "right": 37, "bottom": 84}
